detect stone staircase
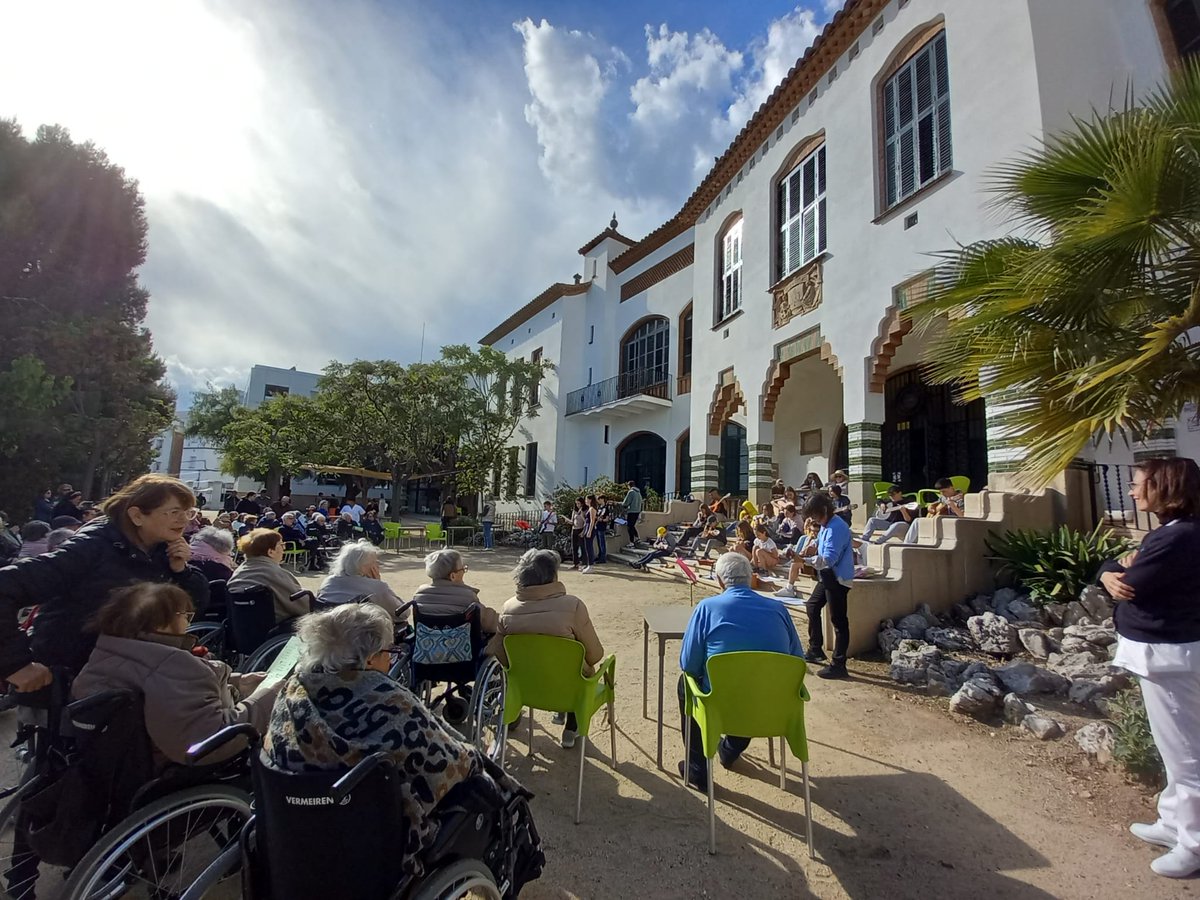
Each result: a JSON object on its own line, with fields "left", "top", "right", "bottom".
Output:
{"left": 611, "top": 488, "right": 1056, "bottom": 658}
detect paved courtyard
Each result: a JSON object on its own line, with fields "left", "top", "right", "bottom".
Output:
{"left": 282, "top": 546, "right": 1186, "bottom": 900}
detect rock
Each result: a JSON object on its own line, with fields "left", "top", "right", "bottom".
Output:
{"left": 1043, "top": 602, "right": 1068, "bottom": 627}
{"left": 939, "top": 659, "right": 970, "bottom": 681}
{"left": 949, "top": 674, "right": 1003, "bottom": 720}
{"left": 1006, "top": 599, "right": 1043, "bottom": 624}
{"left": 962, "top": 661, "right": 997, "bottom": 683}
{"left": 878, "top": 627, "right": 906, "bottom": 655}
{"left": 994, "top": 661, "right": 1069, "bottom": 695}
{"left": 889, "top": 641, "right": 942, "bottom": 685}
{"left": 1061, "top": 601, "right": 1089, "bottom": 628}
{"left": 1048, "top": 653, "right": 1120, "bottom": 682}
{"left": 1067, "top": 680, "right": 1107, "bottom": 709}
{"left": 991, "top": 587, "right": 1019, "bottom": 613}
{"left": 951, "top": 602, "right": 974, "bottom": 625}
{"left": 1022, "top": 714, "right": 1065, "bottom": 740}
{"left": 1048, "top": 627, "right": 1065, "bottom": 641}
{"left": 1059, "top": 636, "right": 1106, "bottom": 658}
{"left": 1003, "top": 692, "right": 1035, "bottom": 725}
{"left": 926, "top": 668, "right": 954, "bottom": 697}
{"left": 925, "top": 626, "right": 975, "bottom": 652}
{"left": 1063, "top": 624, "right": 1117, "bottom": 648}
{"left": 1018, "top": 628, "right": 1057, "bottom": 659}
{"left": 915, "top": 603, "right": 942, "bottom": 628}
{"left": 896, "top": 614, "right": 931, "bottom": 640}
{"left": 967, "top": 612, "right": 1020, "bottom": 656}
{"left": 1075, "top": 722, "right": 1116, "bottom": 764}
{"left": 969, "top": 594, "right": 992, "bottom": 616}
{"left": 1078, "top": 585, "right": 1114, "bottom": 622}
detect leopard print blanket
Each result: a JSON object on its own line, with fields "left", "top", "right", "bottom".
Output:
{"left": 263, "top": 668, "right": 523, "bottom": 874}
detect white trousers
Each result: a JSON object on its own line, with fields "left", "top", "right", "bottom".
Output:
{"left": 1141, "top": 673, "right": 1200, "bottom": 854}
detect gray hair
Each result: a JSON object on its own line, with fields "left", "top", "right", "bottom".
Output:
{"left": 191, "top": 526, "right": 235, "bottom": 555}
{"left": 424, "top": 548, "right": 463, "bottom": 580}
{"left": 714, "top": 552, "right": 753, "bottom": 587}
{"left": 296, "top": 603, "right": 393, "bottom": 674}
{"left": 46, "top": 528, "right": 75, "bottom": 552}
{"left": 512, "top": 548, "right": 560, "bottom": 588}
{"left": 329, "top": 539, "right": 381, "bottom": 578}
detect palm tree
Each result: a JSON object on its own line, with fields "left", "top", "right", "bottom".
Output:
{"left": 913, "top": 61, "right": 1200, "bottom": 486}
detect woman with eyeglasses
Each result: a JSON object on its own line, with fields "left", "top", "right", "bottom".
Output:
{"left": 412, "top": 548, "right": 498, "bottom": 632}
{"left": 0, "top": 474, "right": 211, "bottom": 694}
{"left": 73, "top": 582, "right": 279, "bottom": 767}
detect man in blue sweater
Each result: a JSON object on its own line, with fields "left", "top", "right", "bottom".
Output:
{"left": 677, "top": 552, "right": 803, "bottom": 790}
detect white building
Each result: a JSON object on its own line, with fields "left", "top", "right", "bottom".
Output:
{"left": 482, "top": 0, "right": 1188, "bottom": 515}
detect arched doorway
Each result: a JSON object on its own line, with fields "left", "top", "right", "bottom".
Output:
{"left": 881, "top": 368, "right": 987, "bottom": 492}
{"left": 617, "top": 432, "right": 667, "bottom": 496}
{"left": 718, "top": 422, "right": 748, "bottom": 495}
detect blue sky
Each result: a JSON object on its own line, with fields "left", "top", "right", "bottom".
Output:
{"left": 0, "top": 0, "right": 836, "bottom": 406}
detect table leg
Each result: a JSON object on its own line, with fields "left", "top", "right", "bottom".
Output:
{"left": 656, "top": 637, "right": 666, "bottom": 770}
{"left": 642, "top": 620, "right": 649, "bottom": 721}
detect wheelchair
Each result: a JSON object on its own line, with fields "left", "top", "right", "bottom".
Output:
{"left": 0, "top": 673, "right": 252, "bottom": 900}
{"left": 188, "top": 584, "right": 313, "bottom": 673}
{"left": 400, "top": 602, "right": 508, "bottom": 764}
{"left": 191, "top": 723, "right": 541, "bottom": 900}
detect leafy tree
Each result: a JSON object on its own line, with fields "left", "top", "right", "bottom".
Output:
{"left": 185, "top": 385, "right": 244, "bottom": 447}
{"left": 220, "top": 394, "right": 322, "bottom": 498}
{"left": 914, "top": 64, "right": 1200, "bottom": 485}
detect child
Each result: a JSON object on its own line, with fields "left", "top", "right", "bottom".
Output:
{"left": 797, "top": 492, "right": 854, "bottom": 679}
{"left": 751, "top": 523, "right": 780, "bottom": 574}
{"left": 862, "top": 485, "right": 916, "bottom": 543}
{"left": 903, "top": 477, "right": 964, "bottom": 543}
{"left": 538, "top": 501, "right": 558, "bottom": 551}
{"left": 773, "top": 518, "right": 820, "bottom": 597}
{"left": 629, "top": 527, "right": 676, "bottom": 570}
{"left": 696, "top": 516, "right": 728, "bottom": 560}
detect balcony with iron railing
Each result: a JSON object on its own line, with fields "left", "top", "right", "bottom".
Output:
{"left": 565, "top": 368, "right": 673, "bottom": 418}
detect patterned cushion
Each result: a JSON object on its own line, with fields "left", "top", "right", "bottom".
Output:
{"left": 413, "top": 621, "right": 473, "bottom": 665}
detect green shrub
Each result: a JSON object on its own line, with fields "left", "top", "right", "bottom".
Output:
{"left": 984, "top": 522, "right": 1133, "bottom": 606}
{"left": 1108, "top": 687, "right": 1165, "bottom": 782}
{"left": 545, "top": 476, "right": 625, "bottom": 520}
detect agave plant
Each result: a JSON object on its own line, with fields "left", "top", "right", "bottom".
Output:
{"left": 985, "top": 523, "right": 1134, "bottom": 605}
{"left": 913, "top": 61, "right": 1200, "bottom": 486}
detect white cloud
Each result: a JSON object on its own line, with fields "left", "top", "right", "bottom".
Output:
{"left": 726, "top": 7, "right": 824, "bottom": 137}
{"left": 630, "top": 25, "right": 743, "bottom": 129}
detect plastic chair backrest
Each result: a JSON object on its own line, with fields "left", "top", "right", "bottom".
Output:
{"left": 381, "top": 521, "right": 402, "bottom": 540}
{"left": 872, "top": 481, "right": 893, "bottom": 500}
{"left": 252, "top": 760, "right": 407, "bottom": 900}
{"left": 950, "top": 475, "right": 971, "bottom": 494}
{"left": 425, "top": 523, "right": 445, "bottom": 541}
{"left": 410, "top": 603, "right": 483, "bottom": 685}
{"left": 695, "top": 651, "right": 810, "bottom": 762}
{"left": 227, "top": 585, "right": 277, "bottom": 655}
{"left": 502, "top": 634, "right": 614, "bottom": 737}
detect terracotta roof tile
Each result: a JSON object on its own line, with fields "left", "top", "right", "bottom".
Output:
{"left": 479, "top": 280, "right": 590, "bottom": 346}
{"left": 578, "top": 226, "right": 637, "bottom": 256}
{"left": 620, "top": 243, "right": 694, "bottom": 302}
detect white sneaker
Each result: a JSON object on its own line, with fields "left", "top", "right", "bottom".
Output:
{"left": 580, "top": 566, "right": 592, "bottom": 574}
{"left": 1151, "top": 844, "right": 1200, "bottom": 878}
{"left": 561, "top": 729, "right": 578, "bottom": 749}
{"left": 1132, "top": 821, "right": 1177, "bottom": 849}
{"left": 773, "top": 584, "right": 798, "bottom": 598}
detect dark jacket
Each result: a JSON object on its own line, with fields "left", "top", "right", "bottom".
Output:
{"left": 1100, "top": 517, "right": 1200, "bottom": 644}
{"left": 0, "top": 517, "right": 210, "bottom": 678}
{"left": 222, "top": 494, "right": 239, "bottom": 513}
{"left": 52, "top": 499, "right": 82, "bottom": 521}
{"left": 236, "top": 498, "right": 262, "bottom": 516}
{"left": 34, "top": 498, "right": 55, "bottom": 522}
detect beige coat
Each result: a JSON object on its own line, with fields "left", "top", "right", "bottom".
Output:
{"left": 72, "top": 633, "right": 279, "bottom": 766}
{"left": 412, "top": 579, "right": 499, "bottom": 632}
{"left": 487, "top": 581, "right": 604, "bottom": 673}
{"left": 227, "top": 556, "right": 309, "bottom": 622}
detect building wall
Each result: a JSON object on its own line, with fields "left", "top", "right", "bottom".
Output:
{"left": 243, "top": 365, "right": 321, "bottom": 409}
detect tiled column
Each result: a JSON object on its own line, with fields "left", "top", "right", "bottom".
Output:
{"left": 748, "top": 442, "right": 775, "bottom": 508}
{"left": 847, "top": 422, "right": 883, "bottom": 482}
{"left": 691, "top": 452, "right": 720, "bottom": 495}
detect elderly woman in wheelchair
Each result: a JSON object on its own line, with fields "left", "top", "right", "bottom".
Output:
{"left": 262, "top": 603, "right": 542, "bottom": 889}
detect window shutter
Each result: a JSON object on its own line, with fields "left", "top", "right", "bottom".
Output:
{"left": 818, "top": 197, "right": 827, "bottom": 254}
{"left": 802, "top": 207, "right": 816, "bottom": 262}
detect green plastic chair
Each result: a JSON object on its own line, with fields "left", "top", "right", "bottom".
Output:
{"left": 872, "top": 481, "right": 893, "bottom": 501}
{"left": 683, "top": 651, "right": 813, "bottom": 857}
{"left": 424, "top": 523, "right": 446, "bottom": 547}
{"left": 380, "top": 520, "right": 402, "bottom": 552}
{"left": 502, "top": 634, "right": 617, "bottom": 824}
{"left": 281, "top": 541, "right": 307, "bottom": 573}
{"left": 916, "top": 475, "right": 971, "bottom": 508}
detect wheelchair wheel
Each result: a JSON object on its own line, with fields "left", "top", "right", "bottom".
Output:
{"left": 60, "top": 784, "right": 251, "bottom": 899}
{"left": 0, "top": 784, "right": 75, "bottom": 900}
{"left": 238, "top": 633, "right": 292, "bottom": 674}
{"left": 187, "top": 622, "right": 226, "bottom": 660}
{"left": 388, "top": 643, "right": 413, "bottom": 689}
{"left": 408, "top": 858, "right": 501, "bottom": 900}
{"left": 469, "top": 658, "right": 507, "bottom": 764}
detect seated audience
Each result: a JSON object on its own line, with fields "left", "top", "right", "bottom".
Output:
{"left": 262, "top": 603, "right": 536, "bottom": 877}
{"left": 412, "top": 548, "right": 498, "bottom": 631}
{"left": 488, "top": 549, "right": 603, "bottom": 748}
{"left": 227, "top": 528, "right": 310, "bottom": 623}
{"left": 695, "top": 516, "right": 728, "bottom": 560}
{"left": 677, "top": 508, "right": 708, "bottom": 551}
{"left": 189, "top": 526, "right": 236, "bottom": 582}
{"left": 317, "top": 540, "right": 408, "bottom": 621}
{"left": 678, "top": 553, "right": 803, "bottom": 789}
{"left": 731, "top": 519, "right": 755, "bottom": 562}
{"left": 705, "top": 489, "right": 730, "bottom": 521}
{"left": 306, "top": 512, "right": 331, "bottom": 542}
{"left": 772, "top": 519, "right": 821, "bottom": 598}
{"left": 751, "top": 523, "right": 780, "bottom": 573}
{"left": 50, "top": 515, "right": 82, "bottom": 531}
{"left": 213, "top": 513, "right": 234, "bottom": 532}
{"left": 776, "top": 504, "right": 803, "bottom": 546}
{"left": 335, "top": 511, "right": 361, "bottom": 541}
{"left": 73, "top": 582, "right": 278, "bottom": 766}
{"left": 17, "top": 521, "right": 51, "bottom": 558}
{"left": 801, "top": 473, "right": 824, "bottom": 492}
{"left": 53, "top": 491, "right": 84, "bottom": 521}
{"left": 862, "top": 485, "right": 917, "bottom": 544}
{"left": 904, "top": 477, "right": 965, "bottom": 543}
{"left": 362, "top": 509, "right": 385, "bottom": 546}
{"left": 278, "top": 511, "right": 323, "bottom": 571}
{"left": 45, "top": 527, "right": 75, "bottom": 553}
{"left": 629, "top": 527, "right": 678, "bottom": 571}
{"left": 829, "top": 483, "right": 853, "bottom": 525}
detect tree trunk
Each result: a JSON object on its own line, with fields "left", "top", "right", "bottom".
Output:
{"left": 390, "top": 466, "right": 404, "bottom": 521}
{"left": 81, "top": 443, "right": 102, "bottom": 500}
{"left": 266, "top": 463, "right": 282, "bottom": 501}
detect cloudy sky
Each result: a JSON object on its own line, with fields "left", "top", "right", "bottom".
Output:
{"left": 0, "top": 0, "right": 836, "bottom": 408}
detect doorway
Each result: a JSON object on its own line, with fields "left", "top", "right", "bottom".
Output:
{"left": 617, "top": 432, "right": 667, "bottom": 496}
{"left": 881, "top": 368, "right": 987, "bottom": 492}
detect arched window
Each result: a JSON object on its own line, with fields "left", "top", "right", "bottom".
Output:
{"left": 880, "top": 27, "right": 951, "bottom": 209}
{"left": 777, "top": 143, "right": 826, "bottom": 280}
{"left": 620, "top": 317, "right": 670, "bottom": 395}
{"left": 617, "top": 432, "right": 667, "bottom": 496}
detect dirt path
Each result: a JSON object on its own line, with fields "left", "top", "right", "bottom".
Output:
{"left": 298, "top": 547, "right": 1186, "bottom": 899}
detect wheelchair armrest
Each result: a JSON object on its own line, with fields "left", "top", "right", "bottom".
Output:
{"left": 187, "top": 722, "right": 261, "bottom": 765}
{"left": 66, "top": 688, "right": 135, "bottom": 720}
{"left": 396, "top": 600, "right": 415, "bottom": 620}
{"left": 289, "top": 590, "right": 316, "bottom": 612}
{"left": 331, "top": 751, "right": 393, "bottom": 802}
